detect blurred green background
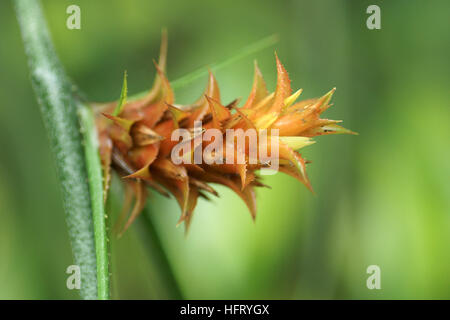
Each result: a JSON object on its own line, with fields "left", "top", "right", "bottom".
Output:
{"left": 1, "top": 0, "right": 449, "bottom": 299}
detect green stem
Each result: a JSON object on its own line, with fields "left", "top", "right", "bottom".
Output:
{"left": 78, "top": 104, "right": 110, "bottom": 300}
{"left": 130, "top": 34, "right": 278, "bottom": 100}
{"left": 14, "top": 0, "right": 103, "bottom": 299}
{"left": 137, "top": 208, "right": 183, "bottom": 299}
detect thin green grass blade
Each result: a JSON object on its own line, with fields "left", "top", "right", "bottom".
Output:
{"left": 130, "top": 34, "right": 278, "bottom": 100}
{"left": 113, "top": 71, "right": 128, "bottom": 116}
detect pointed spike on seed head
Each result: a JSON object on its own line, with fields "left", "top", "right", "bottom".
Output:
{"left": 283, "top": 88, "right": 303, "bottom": 110}
{"left": 166, "top": 103, "right": 189, "bottom": 128}
{"left": 113, "top": 70, "right": 128, "bottom": 116}
{"left": 279, "top": 136, "right": 316, "bottom": 150}
{"left": 102, "top": 113, "right": 134, "bottom": 132}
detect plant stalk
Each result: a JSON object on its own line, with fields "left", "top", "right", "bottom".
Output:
{"left": 78, "top": 104, "right": 110, "bottom": 299}
{"left": 137, "top": 208, "right": 183, "bottom": 299}
{"left": 14, "top": 0, "right": 106, "bottom": 299}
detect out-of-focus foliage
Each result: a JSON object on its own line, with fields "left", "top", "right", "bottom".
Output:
{"left": 0, "top": 0, "right": 449, "bottom": 299}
